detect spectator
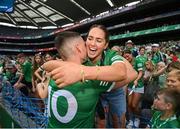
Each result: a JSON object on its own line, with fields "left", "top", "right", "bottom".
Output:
{"left": 166, "top": 61, "right": 180, "bottom": 72}
{"left": 137, "top": 46, "right": 148, "bottom": 65}
{"left": 125, "top": 40, "right": 138, "bottom": 57}
{"left": 149, "top": 88, "right": 180, "bottom": 128}
{"left": 32, "top": 53, "right": 44, "bottom": 92}
{"left": 4, "top": 63, "right": 18, "bottom": 85}
{"left": 123, "top": 49, "right": 144, "bottom": 128}
{"left": 166, "top": 70, "right": 180, "bottom": 90}
{"left": 151, "top": 44, "right": 164, "bottom": 64}
{"left": 14, "top": 53, "right": 32, "bottom": 96}
{"left": 43, "top": 52, "right": 54, "bottom": 62}
{"left": 169, "top": 51, "right": 180, "bottom": 62}
{"left": 153, "top": 62, "right": 166, "bottom": 88}
{"left": 143, "top": 60, "right": 155, "bottom": 82}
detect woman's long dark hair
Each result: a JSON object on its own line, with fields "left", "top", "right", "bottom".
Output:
{"left": 87, "top": 24, "right": 109, "bottom": 43}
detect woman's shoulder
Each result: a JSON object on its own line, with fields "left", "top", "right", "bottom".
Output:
{"left": 105, "top": 49, "right": 124, "bottom": 61}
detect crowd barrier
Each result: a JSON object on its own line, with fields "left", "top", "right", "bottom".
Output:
{"left": 0, "top": 75, "right": 48, "bottom": 128}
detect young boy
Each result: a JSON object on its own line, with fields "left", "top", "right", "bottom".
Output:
{"left": 150, "top": 88, "right": 180, "bottom": 128}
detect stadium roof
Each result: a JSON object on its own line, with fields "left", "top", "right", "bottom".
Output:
{"left": 0, "top": 0, "right": 138, "bottom": 29}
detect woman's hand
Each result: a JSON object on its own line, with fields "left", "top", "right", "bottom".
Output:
{"left": 134, "top": 80, "right": 138, "bottom": 87}
{"left": 49, "top": 62, "right": 82, "bottom": 88}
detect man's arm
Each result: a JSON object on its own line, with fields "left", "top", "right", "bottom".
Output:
{"left": 36, "top": 78, "right": 49, "bottom": 98}
{"left": 34, "top": 60, "right": 61, "bottom": 98}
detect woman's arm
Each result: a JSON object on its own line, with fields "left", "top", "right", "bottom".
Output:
{"left": 34, "top": 67, "right": 44, "bottom": 82}
{"left": 134, "top": 70, "right": 143, "bottom": 86}
{"left": 152, "top": 66, "right": 167, "bottom": 77}
{"left": 114, "top": 58, "right": 137, "bottom": 88}
{"left": 43, "top": 60, "right": 127, "bottom": 88}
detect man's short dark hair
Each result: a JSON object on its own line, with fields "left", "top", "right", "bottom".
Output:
{"left": 55, "top": 31, "right": 80, "bottom": 50}
{"left": 54, "top": 31, "right": 82, "bottom": 58}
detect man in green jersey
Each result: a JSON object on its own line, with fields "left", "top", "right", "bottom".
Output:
{"left": 41, "top": 31, "right": 127, "bottom": 128}
{"left": 151, "top": 44, "right": 164, "bottom": 64}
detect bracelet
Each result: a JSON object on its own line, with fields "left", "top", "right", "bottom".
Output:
{"left": 95, "top": 66, "right": 100, "bottom": 80}
{"left": 80, "top": 66, "right": 85, "bottom": 82}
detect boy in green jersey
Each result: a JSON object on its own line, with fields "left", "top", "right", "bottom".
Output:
{"left": 149, "top": 88, "right": 180, "bottom": 128}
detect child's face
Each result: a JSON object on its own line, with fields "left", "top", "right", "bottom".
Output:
{"left": 166, "top": 75, "right": 180, "bottom": 90}
{"left": 153, "top": 94, "right": 167, "bottom": 111}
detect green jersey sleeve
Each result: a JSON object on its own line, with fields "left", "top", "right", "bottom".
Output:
{"left": 134, "top": 57, "right": 144, "bottom": 71}
{"left": 102, "top": 49, "right": 124, "bottom": 66}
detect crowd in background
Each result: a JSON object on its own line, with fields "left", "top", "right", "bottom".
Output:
{"left": 0, "top": 39, "right": 180, "bottom": 128}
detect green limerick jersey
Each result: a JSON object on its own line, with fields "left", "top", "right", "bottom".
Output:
{"left": 93, "top": 49, "right": 125, "bottom": 66}
{"left": 47, "top": 49, "right": 124, "bottom": 128}
{"left": 21, "top": 61, "right": 32, "bottom": 82}
{"left": 128, "top": 55, "right": 144, "bottom": 88}
{"left": 152, "top": 51, "right": 164, "bottom": 64}
{"left": 151, "top": 111, "right": 180, "bottom": 128}
{"left": 47, "top": 79, "right": 115, "bottom": 128}
{"left": 136, "top": 55, "right": 148, "bottom": 66}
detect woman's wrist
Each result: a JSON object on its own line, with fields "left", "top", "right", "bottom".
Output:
{"left": 80, "top": 65, "right": 85, "bottom": 82}
{"left": 95, "top": 66, "right": 100, "bottom": 80}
